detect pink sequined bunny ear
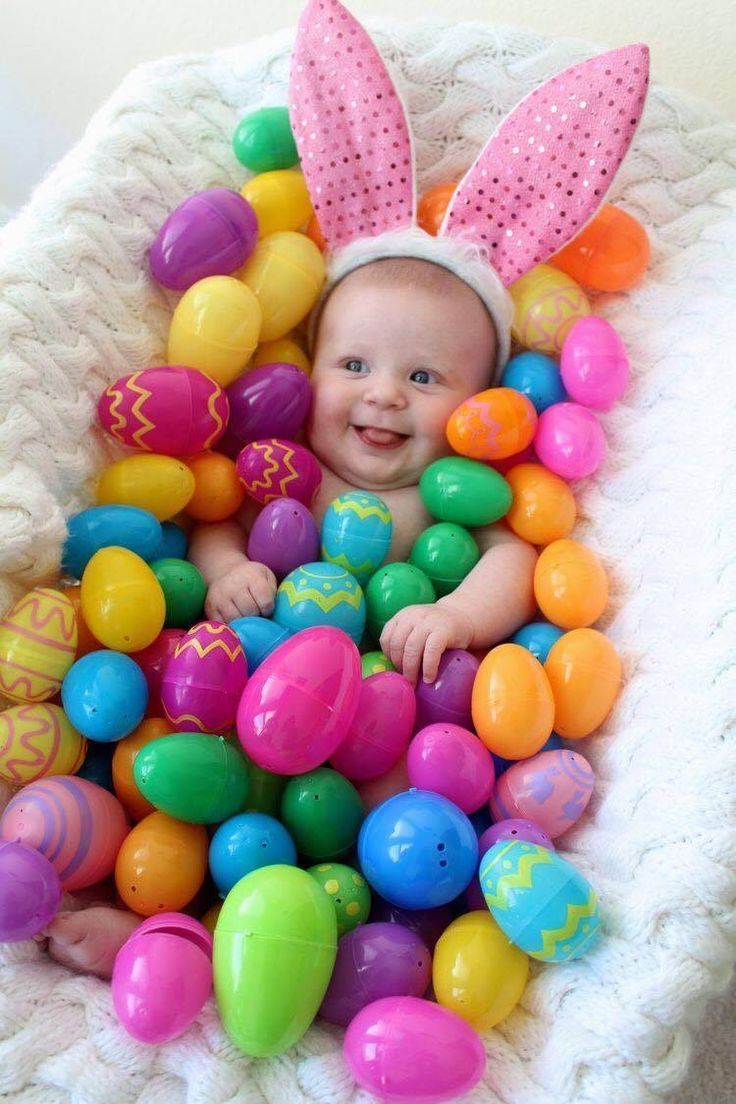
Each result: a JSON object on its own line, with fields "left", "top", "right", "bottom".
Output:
{"left": 288, "top": 0, "right": 415, "bottom": 250}
{"left": 439, "top": 45, "right": 650, "bottom": 285}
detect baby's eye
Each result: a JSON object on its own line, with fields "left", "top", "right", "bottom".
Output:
{"left": 344, "top": 358, "right": 368, "bottom": 374}
{"left": 410, "top": 369, "right": 437, "bottom": 385}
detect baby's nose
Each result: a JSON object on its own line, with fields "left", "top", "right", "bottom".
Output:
{"left": 364, "top": 372, "right": 407, "bottom": 408}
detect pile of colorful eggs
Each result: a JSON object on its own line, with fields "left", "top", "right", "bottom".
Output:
{"left": 0, "top": 103, "right": 649, "bottom": 1103}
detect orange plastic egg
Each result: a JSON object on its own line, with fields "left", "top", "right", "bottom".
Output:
{"left": 305, "top": 213, "right": 326, "bottom": 252}
{"left": 534, "top": 539, "right": 608, "bottom": 629}
{"left": 549, "top": 204, "right": 650, "bottom": 292}
{"left": 417, "top": 181, "right": 458, "bottom": 236}
{"left": 114, "top": 810, "right": 209, "bottom": 916}
{"left": 112, "top": 717, "right": 172, "bottom": 821}
{"left": 184, "top": 451, "right": 246, "bottom": 522}
{"left": 446, "top": 388, "right": 537, "bottom": 462}
{"left": 64, "top": 585, "right": 101, "bottom": 658}
{"left": 505, "top": 463, "right": 577, "bottom": 546}
{"left": 509, "top": 264, "right": 590, "bottom": 356}
{"left": 544, "top": 628, "right": 622, "bottom": 739}
{"left": 471, "top": 643, "right": 555, "bottom": 759}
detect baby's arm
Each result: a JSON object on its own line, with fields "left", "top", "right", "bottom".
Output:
{"left": 380, "top": 523, "right": 538, "bottom": 685}
{"left": 188, "top": 507, "right": 277, "bottom": 622}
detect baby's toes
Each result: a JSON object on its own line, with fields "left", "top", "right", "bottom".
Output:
{"left": 47, "top": 907, "right": 140, "bottom": 979}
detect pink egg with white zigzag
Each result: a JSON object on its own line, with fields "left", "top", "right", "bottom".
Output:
{"left": 160, "top": 621, "right": 248, "bottom": 734}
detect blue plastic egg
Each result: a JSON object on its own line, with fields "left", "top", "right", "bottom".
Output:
{"left": 75, "top": 740, "right": 115, "bottom": 791}
{"left": 62, "top": 505, "right": 162, "bottom": 579}
{"left": 511, "top": 621, "right": 565, "bottom": 664}
{"left": 501, "top": 352, "right": 567, "bottom": 414}
{"left": 209, "top": 811, "right": 297, "bottom": 896}
{"left": 273, "top": 562, "right": 366, "bottom": 645}
{"left": 153, "top": 521, "right": 189, "bottom": 560}
{"left": 479, "top": 840, "right": 601, "bottom": 961}
{"left": 358, "top": 790, "right": 478, "bottom": 909}
{"left": 320, "top": 492, "right": 392, "bottom": 586}
{"left": 229, "top": 616, "right": 291, "bottom": 671}
{"left": 61, "top": 650, "right": 148, "bottom": 742}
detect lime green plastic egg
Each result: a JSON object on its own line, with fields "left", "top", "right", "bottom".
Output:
{"left": 167, "top": 275, "right": 262, "bottom": 387}
{"left": 232, "top": 107, "right": 299, "bottom": 173}
{"left": 308, "top": 862, "right": 371, "bottom": 936}
{"left": 409, "top": 523, "right": 480, "bottom": 596}
{"left": 419, "top": 456, "right": 512, "bottom": 527}
{"left": 360, "top": 651, "right": 396, "bottom": 678}
{"left": 133, "top": 732, "right": 250, "bottom": 823}
{"left": 239, "top": 232, "right": 325, "bottom": 342}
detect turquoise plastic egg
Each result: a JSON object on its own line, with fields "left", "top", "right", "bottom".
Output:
{"left": 320, "top": 492, "right": 392, "bottom": 586}
{"left": 408, "top": 523, "right": 480, "bottom": 596}
{"left": 229, "top": 616, "right": 291, "bottom": 671}
{"left": 273, "top": 562, "right": 365, "bottom": 645}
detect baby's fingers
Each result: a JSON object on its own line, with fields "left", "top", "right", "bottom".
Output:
{"left": 400, "top": 625, "right": 432, "bottom": 687}
{"left": 249, "top": 576, "right": 276, "bottom": 617}
{"left": 422, "top": 628, "right": 450, "bottom": 685}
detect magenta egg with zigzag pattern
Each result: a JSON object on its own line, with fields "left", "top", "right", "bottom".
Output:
{"left": 160, "top": 621, "right": 248, "bottom": 734}
{"left": 236, "top": 438, "right": 321, "bottom": 507}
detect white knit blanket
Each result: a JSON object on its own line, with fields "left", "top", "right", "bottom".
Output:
{"left": 2, "top": 18, "right": 736, "bottom": 1104}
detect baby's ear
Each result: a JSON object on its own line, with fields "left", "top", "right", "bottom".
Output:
{"left": 439, "top": 45, "right": 650, "bottom": 286}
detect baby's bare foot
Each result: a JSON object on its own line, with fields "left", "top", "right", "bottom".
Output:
{"left": 45, "top": 907, "right": 141, "bottom": 978}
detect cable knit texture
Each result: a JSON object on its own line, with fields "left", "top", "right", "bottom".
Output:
{"left": 2, "top": 18, "right": 736, "bottom": 1104}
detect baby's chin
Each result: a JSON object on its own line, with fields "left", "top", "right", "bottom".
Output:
{"left": 309, "top": 436, "right": 422, "bottom": 493}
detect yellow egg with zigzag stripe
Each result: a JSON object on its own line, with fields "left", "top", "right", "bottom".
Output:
{"left": 321, "top": 492, "right": 393, "bottom": 586}
{"left": 273, "top": 562, "right": 366, "bottom": 646}
{"left": 0, "top": 589, "right": 78, "bottom": 703}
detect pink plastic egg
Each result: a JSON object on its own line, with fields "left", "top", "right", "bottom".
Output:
{"left": 236, "top": 438, "right": 321, "bottom": 507}
{"left": 98, "top": 366, "right": 229, "bottom": 456}
{"left": 132, "top": 629, "right": 186, "bottom": 718}
{"left": 112, "top": 912, "right": 213, "bottom": 1043}
{"left": 0, "top": 776, "right": 129, "bottom": 891}
{"left": 407, "top": 724, "right": 494, "bottom": 813}
{"left": 331, "top": 672, "right": 416, "bottom": 782}
{"left": 560, "top": 317, "right": 629, "bottom": 410}
{"left": 489, "top": 749, "right": 594, "bottom": 839}
{"left": 246, "top": 497, "right": 320, "bottom": 581}
{"left": 534, "top": 402, "right": 606, "bottom": 479}
{"left": 344, "top": 995, "right": 486, "bottom": 1104}
{"left": 237, "top": 626, "right": 361, "bottom": 774}
{"left": 357, "top": 753, "right": 411, "bottom": 812}
{"left": 478, "top": 818, "right": 555, "bottom": 853}
{"left": 160, "top": 622, "right": 248, "bottom": 734}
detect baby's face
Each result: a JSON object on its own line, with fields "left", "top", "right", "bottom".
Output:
{"left": 306, "top": 267, "right": 497, "bottom": 491}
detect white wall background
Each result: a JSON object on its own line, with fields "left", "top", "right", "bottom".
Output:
{"left": 1, "top": 0, "right": 735, "bottom": 214}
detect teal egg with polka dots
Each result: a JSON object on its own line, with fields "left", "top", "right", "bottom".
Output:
{"left": 320, "top": 492, "right": 393, "bottom": 587}
{"left": 479, "top": 839, "right": 601, "bottom": 962}
{"left": 273, "top": 562, "right": 366, "bottom": 645}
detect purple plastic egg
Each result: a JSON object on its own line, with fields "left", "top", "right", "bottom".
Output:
{"left": 464, "top": 878, "right": 486, "bottom": 911}
{"left": 219, "top": 363, "right": 312, "bottom": 459}
{"left": 331, "top": 671, "right": 416, "bottom": 782}
{"left": 0, "top": 839, "right": 62, "bottom": 941}
{"left": 414, "top": 649, "right": 479, "bottom": 732}
{"left": 478, "top": 818, "right": 555, "bottom": 853}
{"left": 407, "top": 723, "right": 494, "bottom": 813}
{"left": 236, "top": 438, "right": 322, "bottom": 508}
{"left": 320, "top": 922, "right": 430, "bottom": 1026}
{"left": 150, "top": 188, "right": 258, "bottom": 291}
{"left": 560, "top": 316, "right": 629, "bottom": 411}
{"left": 369, "top": 898, "right": 453, "bottom": 952}
{"left": 160, "top": 621, "right": 248, "bottom": 734}
{"left": 246, "top": 498, "right": 320, "bottom": 581}
{"left": 490, "top": 749, "right": 594, "bottom": 839}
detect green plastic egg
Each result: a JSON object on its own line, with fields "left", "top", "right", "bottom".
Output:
{"left": 360, "top": 650, "right": 396, "bottom": 677}
{"left": 133, "top": 732, "right": 250, "bottom": 823}
{"left": 214, "top": 864, "right": 337, "bottom": 1056}
{"left": 241, "top": 755, "right": 288, "bottom": 817}
{"left": 233, "top": 107, "right": 299, "bottom": 173}
{"left": 409, "top": 523, "right": 481, "bottom": 597}
{"left": 149, "top": 557, "right": 206, "bottom": 628}
{"left": 308, "top": 862, "right": 371, "bottom": 936}
{"left": 280, "top": 768, "right": 365, "bottom": 860}
{"left": 364, "top": 562, "right": 436, "bottom": 642}
{"left": 419, "top": 456, "right": 512, "bottom": 527}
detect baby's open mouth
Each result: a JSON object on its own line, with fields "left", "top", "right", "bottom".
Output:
{"left": 352, "top": 425, "right": 409, "bottom": 449}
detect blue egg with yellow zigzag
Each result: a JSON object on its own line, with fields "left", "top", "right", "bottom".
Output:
{"left": 273, "top": 562, "right": 366, "bottom": 645}
{"left": 320, "top": 492, "right": 392, "bottom": 587}
{"left": 479, "top": 840, "right": 601, "bottom": 962}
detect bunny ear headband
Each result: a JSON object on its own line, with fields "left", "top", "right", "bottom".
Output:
{"left": 289, "top": 0, "right": 650, "bottom": 370}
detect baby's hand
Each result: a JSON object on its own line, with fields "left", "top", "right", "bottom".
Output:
{"left": 204, "top": 560, "right": 277, "bottom": 622}
{"left": 380, "top": 602, "right": 474, "bottom": 686}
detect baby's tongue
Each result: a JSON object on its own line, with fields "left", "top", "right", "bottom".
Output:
{"left": 358, "top": 426, "right": 405, "bottom": 447}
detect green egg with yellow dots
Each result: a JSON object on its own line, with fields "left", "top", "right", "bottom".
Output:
{"left": 308, "top": 862, "right": 371, "bottom": 936}
{"left": 360, "top": 651, "right": 396, "bottom": 678}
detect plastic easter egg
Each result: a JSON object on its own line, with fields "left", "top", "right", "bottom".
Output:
{"left": 361, "top": 651, "right": 395, "bottom": 677}
{"left": 415, "top": 650, "right": 479, "bottom": 735}
{"left": 239, "top": 231, "right": 325, "bottom": 341}
{"left": 544, "top": 628, "right": 622, "bottom": 739}
{"left": 330, "top": 671, "right": 415, "bottom": 782}
{"left": 358, "top": 790, "right": 477, "bottom": 909}
{"left": 96, "top": 454, "right": 196, "bottom": 521}
{"left": 501, "top": 351, "right": 567, "bottom": 414}
{"left": 365, "top": 563, "right": 436, "bottom": 643}
{"left": 149, "top": 558, "right": 206, "bottom": 629}
{"left": 511, "top": 620, "right": 565, "bottom": 664}
{"left": 209, "top": 812, "right": 297, "bottom": 897}
{"left": 369, "top": 898, "right": 453, "bottom": 951}
{"left": 447, "top": 387, "right": 537, "bottom": 462}
{"left": 98, "top": 365, "right": 229, "bottom": 456}
{"left": 214, "top": 864, "right": 337, "bottom": 1056}
{"left": 490, "top": 749, "right": 594, "bottom": 838}
{"left": 1, "top": 776, "right": 128, "bottom": 891}
{"left": 201, "top": 901, "right": 222, "bottom": 934}
{"left": 550, "top": 203, "right": 650, "bottom": 291}
{"left": 344, "top": 995, "right": 486, "bottom": 1104}
{"left": 63, "top": 506, "right": 163, "bottom": 579}
{"left": 150, "top": 189, "right": 257, "bottom": 291}
{"left": 131, "top": 629, "right": 185, "bottom": 718}
{"left": 505, "top": 462, "right": 577, "bottom": 545}
{"left": 236, "top": 438, "right": 321, "bottom": 507}
{"left": 320, "top": 922, "right": 431, "bottom": 1026}
{"left": 219, "top": 362, "right": 312, "bottom": 458}
{"left": 62, "top": 650, "right": 148, "bottom": 742}
{"left": 308, "top": 862, "right": 371, "bottom": 936}
{"left": 112, "top": 717, "right": 172, "bottom": 821}
{"left": 246, "top": 498, "right": 320, "bottom": 581}
{"left": 184, "top": 451, "right": 245, "bottom": 522}
{"left": 560, "top": 316, "right": 630, "bottom": 410}
{"left": 252, "top": 336, "right": 311, "bottom": 375}
{"left": 241, "top": 169, "right": 312, "bottom": 237}
{"left": 229, "top": 616, "right": 291, "bottom": 672}
{"left": 241, "top": 756, "right": 288, "bottom": 816}
{"left": 115, "top": 811, "right": 209, "bottom": 915}
{"left": 152, "top": 521, "right": 188, "bottom": 561}
{"left": 509, "top": 264, "right": 591, "bottom": 356}
{"left": 409, "top": 523, "right": 479, "bottom": 596}
{"left": 237, "top": 626, "right": 361, "bottom": 774}
{"left": 320, "top": 492, "right": 393, "bottom": 586}
{"left": 306, "top": 212, "right": 326, "bottom": 251}
{"left": 419, "top": 456, "right": 512, "bottom": 527}
{"left": 160, "top": 621, "right": 248, "bottom": 734}
{"left": 480, "top": 840, "right": 601, "bottom": 960}
{"left": 479, "top": 818, "right": 555, "bottom": 853}
{"left": 535, "top": 401, "right": 606, "bottom": 479}
{"left": 134, "top": 732, "right": 250, "bottom": 824}
{"left": 407, "top": 724, "right": 494, "bottom": 813}
{"left": 433, "top": 910, "right": 529, "bottom": 1028}
{"left": 0, "top": 839, "right": 62, "bottom": 941}
{"left": 417, "top": 180, "right": 458, "bottom": 236}
{"left": 63, "top": 585, "right": 100, "bottom": 658}
{"left": 273, "top": 562, "right": 365, "bottom": 645}
{"left": 281, "top": 768, "right": 365, "bottom": 860}
{"left": 112, "top": 912, "right": 213, "bottom": 1043}
{"left": 472, "top": 644, "right": 555, "bottom": 759}
{"left": 0, "top": 703, "right": 86, "bottom": 785}
{"left": 233, "top": 106, "right": 299, "bottom": 173}
{"left": 534, "top": 538, "right": 609, "bottom": 629}
{"left": 81, "top": 547, "right": 165, "bottom": 652}
{"left": 167, "top": 275, "right": 262, "bottom": 388}
{"left": 0, "top": 588, "right": 77, "bottom": 703}
{"left": 357, "top": 753, "right": 411, "bottom": 812}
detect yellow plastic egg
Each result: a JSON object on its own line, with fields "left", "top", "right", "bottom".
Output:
{"left": 433, "top": 911, "right": 529, "bottom": 1029}
{"left": 534, "top": 538, "right": 609, "bottom": 629}
{"left": 471, "top": 643, "right": 555, "bottom": 760}
{"left": 167, "top": 275, "right": 262, "bottom": 387}
{"left": 0, "top": 588, "right": 77, "bottom": 703}
{"left": 239, "top": 231, "right": 325, "bottom": 342}
{"left": 0, "top": 703, "right": 86, "bottom": 785}
{"left": 544, "top": 627, "right": 622, "bottom": 739}
{"left": 252, "top": 336, "right": 311, "bottom": 375}
{"left": 96, "top": 454, "right": 196, "bottom": 521}
{"left": 81, "top": 547, "right": 166, "bottom": 652}
{"left": 509, "top": 264, "right": 590, "bottom": 356}
{"left": 241, "top": 170, "right": 313, "bottom": 238}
